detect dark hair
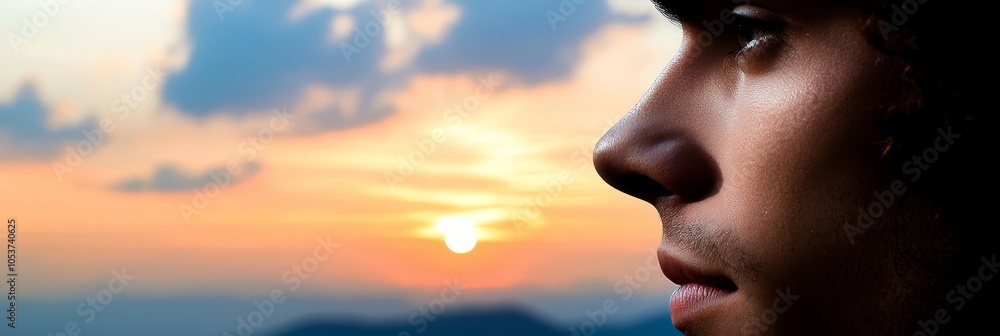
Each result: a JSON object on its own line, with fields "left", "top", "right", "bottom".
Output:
{"left": 863, "top": 1, "right": 995, "bottom": 333}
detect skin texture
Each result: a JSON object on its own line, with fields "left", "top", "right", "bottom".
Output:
{"left": 593, "top": 0, "right": 956, "bottom": 334}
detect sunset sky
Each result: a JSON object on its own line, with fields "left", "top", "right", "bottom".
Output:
{"left": 2, "top": 0, "right": 685, "bottom": 334}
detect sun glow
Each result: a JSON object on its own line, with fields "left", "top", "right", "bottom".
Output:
{"left": 436, "top": 216, "right": 477, "bottom": 254}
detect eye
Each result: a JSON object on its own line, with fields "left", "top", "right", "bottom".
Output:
{"left": 733, "top": 17, "right": 782, "bottom": 56}
{"left": 729, "top": 7, "right": 787, "bottom": 70}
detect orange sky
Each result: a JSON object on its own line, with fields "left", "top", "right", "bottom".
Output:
{"left": 1, "top": 1, "right": 684, "bottom": 301}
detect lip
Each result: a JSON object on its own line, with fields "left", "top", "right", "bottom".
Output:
{"left": 657, "top": 248, "right": 737, "bottom": 328}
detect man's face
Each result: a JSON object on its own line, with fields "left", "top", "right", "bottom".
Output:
{"left": 593, "top": 0, "right": 932, "bottom": 334}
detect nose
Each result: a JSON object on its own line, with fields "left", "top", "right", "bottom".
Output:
{"left": 592, "top": 74, "right": 721, "bottom": 205}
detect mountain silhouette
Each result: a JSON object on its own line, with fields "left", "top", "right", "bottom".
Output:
{"left": 270, "top": 306, "right": 682, "bottom": 336}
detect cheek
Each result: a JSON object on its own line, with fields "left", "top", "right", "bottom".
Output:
{"left": 709, "top": 28, "right": 891, "bottom": 288}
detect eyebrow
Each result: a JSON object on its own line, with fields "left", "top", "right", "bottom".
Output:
{"left": 652, "top": 0, "right": 753, "bottom": 23}
{"left": 649, "top": 0, "right": 695, "bottom": 23}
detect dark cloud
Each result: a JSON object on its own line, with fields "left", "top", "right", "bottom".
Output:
{"left": 163, "top": 0, "right": 390, "bottom": 122}
{"left": 414, "top": 0, "right": 648, "bottom": 83}
{"left": 163, "top": 0, "right": 645, "bottom": 131}
{"left": 114, "top": 161, "right": 261, "bottom": 192}
{"left": 0, "top": 84, "right": 96, "bottom": 160}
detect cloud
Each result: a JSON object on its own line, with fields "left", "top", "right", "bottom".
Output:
{"left": 414, "top": 0, "right": 647, "bottom": 83}
{"left": 163, "top": 0, "right": 388, "bottom": 119}
{"left": 114, "top": 161, "right": 261, "bottom": 192}
{"left": 0, "top": 84, "right": 96, "bottom": 160}
{"left": 163, "top": 0, "right": 645, "bottom": 132}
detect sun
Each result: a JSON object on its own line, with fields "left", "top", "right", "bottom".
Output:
{"left": 436, "top": 216, "right": 477, "bottom": 254}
